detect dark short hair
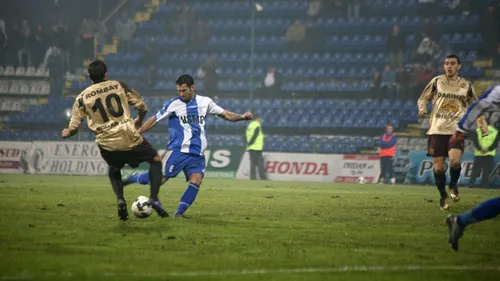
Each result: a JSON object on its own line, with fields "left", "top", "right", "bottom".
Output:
{"left": 88, "top": 60, "right": 107, "bottom": 82}
{"left": 445, "top": 54, "right": 461, "bottom": 65}
{"left": 176, "top": 74, "right": 194, "bottom": 87}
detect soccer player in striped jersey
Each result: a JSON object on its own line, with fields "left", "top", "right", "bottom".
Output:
{"left": 123, "top": 74, "right": 252, "bottom": 218}
{"left": 417, "top": 54, "right": 487, "bottom": 210}
{"left": 446, "top": 84, "right": 500, "bottom": 251}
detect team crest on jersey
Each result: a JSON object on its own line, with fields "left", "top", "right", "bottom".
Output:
{"left": 460, "top": 83, "right": 466, "bottom": 88}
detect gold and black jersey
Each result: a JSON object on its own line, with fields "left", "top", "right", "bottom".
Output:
{"left": 68, "top": 80, "right": 147, "bottom": 151}
{"left": 418, "top": 75, "right": 477, "bottom": 135}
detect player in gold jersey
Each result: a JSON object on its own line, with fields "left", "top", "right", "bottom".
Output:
{"left": 418, "top": 54, "right": 487, "bottom": 210}
{"left": 61, "top": 60, "right": 168, "bottom": 221}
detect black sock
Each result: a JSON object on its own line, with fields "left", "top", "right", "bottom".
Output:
{"left": 434, "top": 171, "right": 447, "bottom": 198}
{"left": 108, "top": 167, "right": 124, "bottom": 201}
{"left": 149, "top": 161, "right": 162, "bottom": 200}
{"left": 449, "top": 166, "right": 461, "bottom": 190}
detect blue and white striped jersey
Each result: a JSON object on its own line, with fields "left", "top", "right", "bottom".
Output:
{"left": 154, "top": 95, "right": 224, "bottom": 155}
{"left": 457, "top": 85, "right": 500, "bottom": 133}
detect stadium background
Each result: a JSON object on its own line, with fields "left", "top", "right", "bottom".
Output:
{"left": 1, "top": 0, "right": 500, "bottom": 187}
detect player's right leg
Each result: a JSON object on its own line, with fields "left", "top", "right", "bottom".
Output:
{"left": 433, "top": 156, "right": 448, "bottom": 210}
{"left": 147, "top": 154, "right": 169, "bottom": 218}
{"left": 446, "top": 197, "right": 500, "bottom": 251}
{"left": 98, "top": 146, "right": 129, "bottom": 221}
{"left": 428, "top": 135, "right": 449, "bottom": 210}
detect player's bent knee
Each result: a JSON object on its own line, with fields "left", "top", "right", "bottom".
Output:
{"left": 189, "top": 173, "right": 203, "bottom": 186}
{"left": 450, "top": 159, "right": 461, "bottom": 169}
{"left": 434, "top": 166, "right": 446, "bottom": 174}
{"left": 153, "top": 154, "right": 162, "bottom": 162}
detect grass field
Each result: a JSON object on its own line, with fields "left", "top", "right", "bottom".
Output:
{"left": 0, "top": 174, "right": 499, "bottom": 281}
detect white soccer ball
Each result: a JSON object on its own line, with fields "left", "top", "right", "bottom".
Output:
{"left": 131, "top": 196, "right": 153, "bottom": 218}
{"left": 357, "top": 176, "right": 366, "bottom": 184}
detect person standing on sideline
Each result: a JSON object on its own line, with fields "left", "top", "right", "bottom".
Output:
{"left": 246, "top": 116, "right": 267, "bottom": 180}
{"left": 379, "top": 124, "right": 397, "bottom": 184}
{"left": 468, "top": 121, "right": 499, "bottom": 188}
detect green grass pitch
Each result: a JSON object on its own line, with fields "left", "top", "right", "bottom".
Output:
{"left": 0, "top": 174, "right": 499, "bottom": 281}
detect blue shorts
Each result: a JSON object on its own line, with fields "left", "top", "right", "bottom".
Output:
{"left": 162, "top": 150, "right": 206, "bottom": 181}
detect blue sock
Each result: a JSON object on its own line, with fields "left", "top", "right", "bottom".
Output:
{"left": 176, "top": 183, "right": 200, "bottom": 214}
{"left": 457, "top": 197, "right": 500, "bottom": 227}
{"left": 127, "top": 172, "right": 150, "bottom": 185}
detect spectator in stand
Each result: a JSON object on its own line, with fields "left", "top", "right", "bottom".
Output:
{"left": 285, "top": 19, "right": 306, "bottom": 52}
{"left": 115, "top": 12, "right": 136, "bottom": 52}
{"left": 449, "top": 0, "right": 471, "bottom": 16}
{"left": 379, "top": 124, "right": 397, "bottom": 185}
{"left": 142, "top": 36, "right": 158, "bottom": 67}
{"left": 177, "top": 4, "right": 195, "bottom": 38}
{"left": 409, "top": 64, "right": 423, "bottom": 99}
{"left": 198, "top": 54, "right": 219, "bottom": 95}
{"left": 482, "top": 4, "right": 499, "bottom": 59}
{"left": 189, "top": 18, "right": 210, "bottom": 48}
{"left": 305, "top": 20, "right": 322, "bottom": 52}
{"left": 419, "top": 62, "right": 436, "bottom": 91}
{"left": 418, "top": 0, "right": 436, "bottom": 18}
{"left": 347, "top": 0, "right": 362, "bottom": 18}
{"left": 0, "top": 20, "right": 7, "bottom": 66}
{"left": 48, "top": 24, "right": 59, "bottom": 49}
{"left": 380, "top": 64, "right": 397, "bottom": 98}
{"left": 59, "top": 25, "right": 73, "bottom": 74}
{"left": 32, "top": 24, "right": 47, "bottom": 67}
{"left": 420, "top": 17, "right": 437, "bottom": 42}
{"left": 260, "top": 66, "right": 283, "bottom": 97}
{"left": 307, "top": 0, "right": 322, "bottom": 18}
{"left": 387, "top": 25, "right": 405, "bottom": 68}
{"left": 18, "top": 24, "right": 32, "bottom": 67}
{"left": 370, "top": 70, "right": 381, "bottom": 96}
{"left": 416, "top": 37, "right": 437, "bottom": 64}
{"left": 46, "top": 46, "right": 65, "bottom": 97}
{"left": 395, "top": 67, "right": 410, "bottom": 98}
{"left": 78, "top": 17, "right": 100, "bottom": 60}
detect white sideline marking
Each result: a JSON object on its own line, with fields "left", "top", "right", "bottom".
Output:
{"left": 2, "top": 265, "right": 500, "bottom": 279}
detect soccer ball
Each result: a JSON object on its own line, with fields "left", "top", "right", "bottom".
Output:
{"left": 131, "top": 196, "right": 153, "bottom": 218}
{"left": 357, "top": 176, "right": 366, "bottom": 184}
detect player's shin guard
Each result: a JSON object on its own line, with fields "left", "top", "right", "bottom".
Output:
{"left": 434, "top": 171, "right": 447, "bottom": 198}
{"left": 457, "top": 197, "right": 500, "bottom": 227}
{"left": 148, "top": 161, "right": 162, "bottom": 200}
{"left": 108, "top": 167, "right": 124, "bottom": 200}
{"left": 176, "top": 183, "right": 200, "bottom": 215}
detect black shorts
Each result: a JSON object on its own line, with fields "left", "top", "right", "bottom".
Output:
{"left": 427, "top": 134, "right": 464, "bottom": 158}
{"left": 99, "top": 138, "right": 157, "bottom": 169}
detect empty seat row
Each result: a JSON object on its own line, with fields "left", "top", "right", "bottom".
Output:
{"left": 0, "top": 66, "right": 50, "bottom": 77}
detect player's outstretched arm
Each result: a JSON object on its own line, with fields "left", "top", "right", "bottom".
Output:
{"left": 137, "top": 116, "right": 157, "bottom": 134}
{"left": 417, "top": 77, "right": 437, "bottom": 117}
{"left": 218, "top": 110, "right": 252, "bottom": 122}
{"left": 62, "top": 97, "right": 86, "bottom": 139}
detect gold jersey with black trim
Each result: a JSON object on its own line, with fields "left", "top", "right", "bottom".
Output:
{"left": 68, "top": 80, "right": 147, "bottom": 151}
{"left": 418, "top": 75, "right": 477, "bottom": 135}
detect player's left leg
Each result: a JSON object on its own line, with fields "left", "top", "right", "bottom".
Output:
{"left": 448, "top": 148, "right": 463, "bottom": 202}
{"left": 446, "top": 197, "right": 500, "bottom": 251}
{"left": 108, "top": 165, "right": 128, "bottom": 221}
{"left": 174, "top": 155, "right": 206, "bottom": 218}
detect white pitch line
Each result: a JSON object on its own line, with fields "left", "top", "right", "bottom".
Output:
{"left": 2, "top": 265, "right": 500, "bottom": 280}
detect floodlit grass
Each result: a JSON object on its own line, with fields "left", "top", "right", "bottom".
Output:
{"left": 0, "top": 174, "right": 499, "bottom": 281}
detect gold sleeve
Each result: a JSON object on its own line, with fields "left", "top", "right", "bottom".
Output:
{"left": 68, "top": 96, "right": 86, "bottom": 132}
{"left": 418, "top": 77, "right": 437, "bottom": 113}
{"left": 120, "top": 82, "right": 147, "bottom": 112}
